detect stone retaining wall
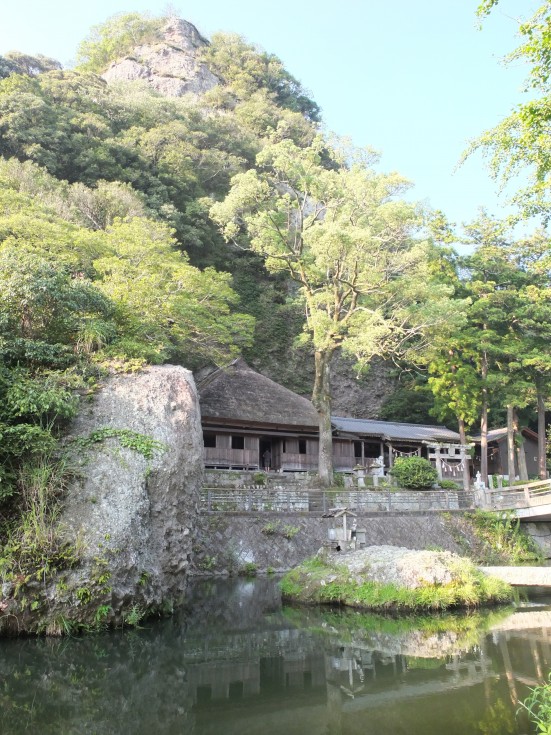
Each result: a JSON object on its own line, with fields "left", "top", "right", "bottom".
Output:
{"left": 524, "top": 522, "right": 551, "bottom": 558}
{"left": 191, "top": 511, "right": 470, "bottom": 576}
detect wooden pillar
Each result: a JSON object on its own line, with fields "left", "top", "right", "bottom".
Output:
{"left": 538, "top": 389, "right": 548, "bottom": 480}
{"left": 388, "top": 442, "right": 393, "bottom": 468}
{"left": 459, "top": 444, "right": 469, "bottom": 492}
{"left": 434, "top": 448, "right": 443, "bottom": 480}
{"left": 507, "top": 405, "right": 516, "bottom": 482}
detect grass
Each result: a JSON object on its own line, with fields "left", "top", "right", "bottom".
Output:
{"left": 519, "top": 673, "right": 551, "bottom": 734}
{"left": 463, "top": 510, "right": 545, "bottom": 564}
{"left": 280, "top": 553, "right": 514, "bottom": 612}
{"left": 0, "top": 455, "right": 80, "bottom": 593}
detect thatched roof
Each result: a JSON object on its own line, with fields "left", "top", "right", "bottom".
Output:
{"left": 197, "top": 359, "right": 319, "bottom": 429}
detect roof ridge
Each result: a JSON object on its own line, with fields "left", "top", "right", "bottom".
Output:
{"left": 331, "top": 415, "right": 448, "bottom": 430}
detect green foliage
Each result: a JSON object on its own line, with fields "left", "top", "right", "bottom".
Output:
{"left": 261, "top": 521, "right": 278, "bottom": 535}
{"left": 282, "top": 525, "right": 300, "bottom": 540}
{"left": 0, "top": 455, "right": 80, "bottom": 593}
{"left": 75, "top": 427, "right": 165, "bottom": 460}
{"left": 201, "top": 33, "right": 320, "bottom": 121}
{"left": 465, "top": 510, "right": 544, "bottom": 564}
{"left": 471, "top": 3, "right": 551, "bottom": 221}
{"left": 122, "top": 604, "right": 146, "bottom": 627}
{"left": 519, "top": 672, "right": 551, "bottom": 734}
{"left": 390, "top": 456, "right": 438, "bottom": 489}
{"left": 280, "top": 553, "right": 513, "bottom": 611}
{"left": 438, "top": 479, "right": 460, "bottom": 489}
{"left": 261, "top": 520, "right": 300, "bottom": 539}
{"left": 94, "top": 604, "right": 112, "bottom": 625}
{"left": 240, "top": 562, "right": 258, "bottom": 577}
{"left": 76, "top": 13, "right": 165, "bottom": 73}
{"left": 379, "top": 382, "right": 437, "bottom": 425}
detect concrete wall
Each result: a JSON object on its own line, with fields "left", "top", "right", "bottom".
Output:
{"left": 191, "top": 511, "right": 471, "bottom": 576}
{"left": 524, "top": 522, "right": 551, "bottom": 558}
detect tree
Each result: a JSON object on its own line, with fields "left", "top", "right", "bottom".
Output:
{"left": 94, "top": 218, "right": 255, "bottom": 366}
{"left": 469, "top": 2, "right": 551, "bottom": 221}
{"left": 422, "top": 211, "right": 543, "bottom": 487}
{"left": 200, "top": 33, "right": 320, "bottom": 122}
{"left": 211, "top": 136, "right": 455, "bottom": 485}
{"left": 0, "top": 51, "right": 60, "bottom": 82}
{"left": 506, "top": 231, "right": 551, "bottom": 478}
{"left": 75, "top": 13, "right": 165, "bottom": 73}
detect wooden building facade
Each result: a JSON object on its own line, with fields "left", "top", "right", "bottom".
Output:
{"left": 472, "top": 427, "right": 539, "bottom": 479}
{"left": 198, "top": 360, "right": 463, "bottom": 476}
{"left": 198, "top": 360, "right": 320, "bottom": 472}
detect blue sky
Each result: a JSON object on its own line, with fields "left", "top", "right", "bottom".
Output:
{"left": 0, "top": 1, "right": 538, "bottom": 230}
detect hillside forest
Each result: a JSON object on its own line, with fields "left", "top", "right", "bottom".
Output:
{"left": 1, "top": 5, "right": 551, "bottom": 495}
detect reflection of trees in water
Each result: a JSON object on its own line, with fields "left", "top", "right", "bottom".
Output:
{"left": 1, "top": 579, "right": 551, "bottom": 734}
{"left": 0, "top": 629, "right": 195, "bottom": 735}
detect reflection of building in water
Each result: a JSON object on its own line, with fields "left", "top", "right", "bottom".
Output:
{"left": 185, "top": 629, "right": 326, "bottom": 707}
{"left": 181, "top": 612, "right": 551, "bottom": 735}
{"left": 488, "top": 610, "right": 551, "bottom": 705}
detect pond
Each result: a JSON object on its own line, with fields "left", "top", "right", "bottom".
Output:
{"left": 1, "top": 577, "right": 550, "bottom": 734}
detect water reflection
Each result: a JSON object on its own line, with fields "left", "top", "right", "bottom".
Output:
{"left": 1, "top": 578, "right": 550, "bottom": 734}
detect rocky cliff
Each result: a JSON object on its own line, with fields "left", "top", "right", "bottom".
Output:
{"left": 102, "top": 18, "right": 219, "bottom": 97}
{"left": 99, "top": 18, "right": 399, "bottom": 419}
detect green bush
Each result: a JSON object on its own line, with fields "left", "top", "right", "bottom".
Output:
{"left": 439, "top": 479, "right": 460, "bottom": 490}
{"left": 390, "top": 457, "right": 438, "bottom": 489}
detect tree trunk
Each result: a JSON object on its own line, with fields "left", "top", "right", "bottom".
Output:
{"left": 506, "top": 404, "right": 516, "bottom": 482}
{"left": 312, "top": 349, "right": 334, "bottom": 487}
{"left": 513, "top": 409, "right": 529, "bottom": 482}
{"left": 537, "top": 384, "right": 547, "bottom": 480}
{"left": 480, "top": 352, "right": 489, "bottom": 487}
{"left": 458, "top": 418, "right": 471, "bottom": 491}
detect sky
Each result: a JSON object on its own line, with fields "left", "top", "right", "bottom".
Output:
{"left": 0, "top": 0, "right": 539, "bottom": 232}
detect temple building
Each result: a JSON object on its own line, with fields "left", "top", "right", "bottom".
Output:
{"left": 197, "top": 359, "right": 463, "bottom": 478}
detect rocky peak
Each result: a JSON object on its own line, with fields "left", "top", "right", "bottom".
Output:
{"left": 162, "top": 18, "right": 209, "bottom": 52}
{"left": 102, "top": 17, "right": 219, "bottom": 98}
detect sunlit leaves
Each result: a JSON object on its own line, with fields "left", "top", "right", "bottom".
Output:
{"left": 75, "top": 13, "right": 164, "bottom": 73}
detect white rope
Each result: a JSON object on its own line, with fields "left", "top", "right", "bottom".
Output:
{"left": 393, "top": 448, "right": 419, "bottom": 458}
{"left": 441, "top": 459, "right": 464, "bottom": 472}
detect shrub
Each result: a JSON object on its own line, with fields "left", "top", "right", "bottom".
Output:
{"left": 439, "top": 479, "right": 460, "bottom": 490}
{"left": 390, "top": 457, "right": 438, "bottom": 489}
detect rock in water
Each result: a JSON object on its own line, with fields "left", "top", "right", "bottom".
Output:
{"left": 281, "top": 545, "right": 513, "bottom": 611}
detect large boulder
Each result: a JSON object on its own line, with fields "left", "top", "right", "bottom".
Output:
{"left": 1, "top": 365, "right": 203, "bottom": 634}
{"left": 63, "top": 363, "right": 203, "bottom": 603}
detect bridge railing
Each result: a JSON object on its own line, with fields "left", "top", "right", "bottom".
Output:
{"left": 485, "top": 478, "right": 551, "bottom": 510}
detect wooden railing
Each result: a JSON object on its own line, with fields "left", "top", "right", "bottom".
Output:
{"left": 200, "top": 488, "right": 475, "bottom": 514}
{"left": 204, "top": 448, "right": 259, "bottom": 469}
{"left": 485, "top": 478, "right": 551, "bottom": 511}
